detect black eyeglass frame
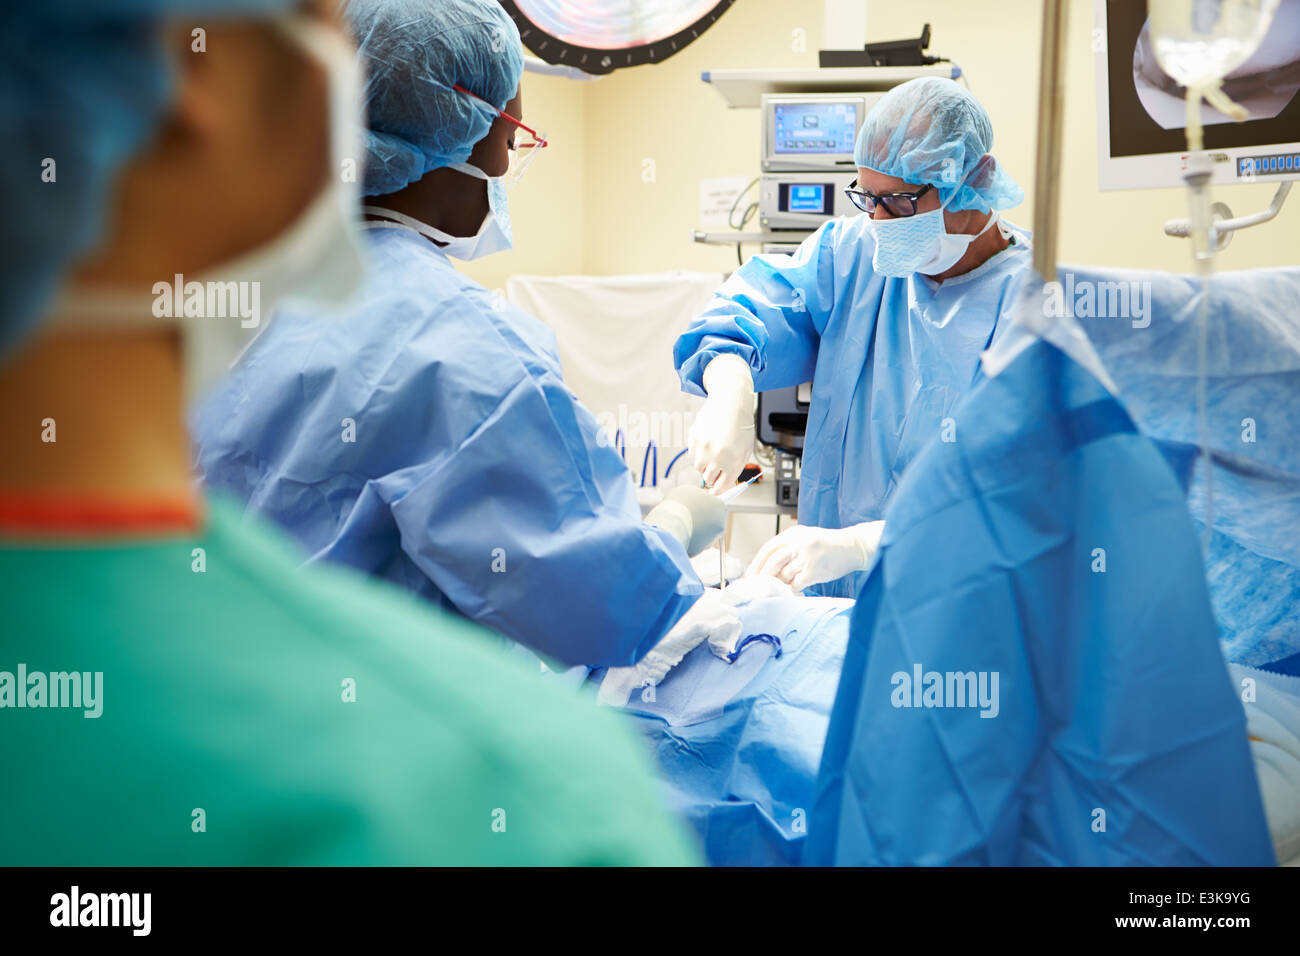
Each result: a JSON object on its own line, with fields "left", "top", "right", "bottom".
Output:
{"left": 844, "top": 180, "right": 935, "bottom": 217}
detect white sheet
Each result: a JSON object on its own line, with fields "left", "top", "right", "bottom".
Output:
{"left": 1230, "top": 664, "right": 1300, "bottom": 866}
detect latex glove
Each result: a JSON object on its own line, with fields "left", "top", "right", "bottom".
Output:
{"left": 597, "top": 589, "right": 742, "bottom": 708}
{"left": 645, "top": 485, "right": 728, "bottom": 557}
{"left": 714, "top": 574, "right": 797, "bottom": 607}
{"left": 688, "top": 354, "right": 756, "bottom": 495}
{"left": 746, "top": 521, "right": 885, "bottom": 591}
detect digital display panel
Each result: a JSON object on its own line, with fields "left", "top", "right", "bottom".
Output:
{"left": 773, "top": 102, "right": 859, "bottom": 155}
{"left": 787, "top": 183, "right": 826, "bottom": 212}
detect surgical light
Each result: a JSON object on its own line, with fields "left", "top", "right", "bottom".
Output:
{"left": 500, "top": 0, "right": 736, "bottom": 74}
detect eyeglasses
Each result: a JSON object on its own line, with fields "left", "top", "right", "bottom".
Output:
{"left": 843, "top": 180, "right": 934, "bottom": 218}
{"left": 453, "top": 84, "right": 548, "bottom": 185}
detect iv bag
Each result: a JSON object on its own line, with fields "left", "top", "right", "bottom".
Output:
{"left": 1148, "top": 0, "right": 1282, "bottom": 89}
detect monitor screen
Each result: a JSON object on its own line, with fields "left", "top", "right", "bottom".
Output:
{"left": 787, "top": 183, "right": 826, "bottom": 212}
{"left": 1104, "top": 0, "right": 1300, "bottom": 160}
{"left": 772, "top": 102, "right": 859, "bottom": 156}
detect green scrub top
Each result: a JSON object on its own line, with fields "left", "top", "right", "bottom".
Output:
{"left": 0, "top": 497, "right": 697, "bottom": 865}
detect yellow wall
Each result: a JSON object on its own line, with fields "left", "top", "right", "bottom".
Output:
{"left": 459, "top": 0, "right": 1300, "bottom": 289}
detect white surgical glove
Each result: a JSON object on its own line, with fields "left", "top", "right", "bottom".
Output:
{"left": 689, "top": 354, "right": 756, "bottom": 495}
{"left": 645, "top": 485, "right": 728, "bottom": 557}
{"left": 714, "top": 574, "right": 797, "bottom": 607}
{"left": 597, "top": 589, "right": 742, "bottom": 708}
{"left": 746, "top": 521, "right": 885, "bottom": 592}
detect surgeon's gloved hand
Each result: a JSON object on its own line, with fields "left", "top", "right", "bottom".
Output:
{"left": 714, "top": 574, "right": 798, "bottom": 606}
{"left": 689, "top": 354, "right": 756, "bottom": 495}
{"left": 702, "top": 575, "right": 798, "bottom": 659}
{"left": 597, "top": 589, "right": 743, "bottom": 708}
{"left": 645, "top": 485, "right": 728, "bottom": 557}
{"left": 746, "top": 521, "right": 886, "bottom": 592}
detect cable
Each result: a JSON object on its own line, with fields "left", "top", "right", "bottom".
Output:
{"left": 640, "top": 441, "right": 658, "bottom": 488}
{"left": 727, "top": 178, "right": 759, "bottom": 230}
{"left": 725, "top": 178, "right": 761, "bottom": 267}
{"left": 1195, "top": 271, "right": 1215, "bottom": 553}
{"left": 663, "top": 448, "right": 688, "bottom": 480}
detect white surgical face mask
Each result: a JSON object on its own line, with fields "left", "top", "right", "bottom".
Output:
{"left": 867, "top": 180, "right": 1004, "bottom": 278}
{"left": 49, "top": 13, "right": 368, "bottom": 403}
{"left": 362, "top": 161, "right": 514, "bottom": 261}
{"left": 206, "top": 14, "right": 367, "bottom": 316}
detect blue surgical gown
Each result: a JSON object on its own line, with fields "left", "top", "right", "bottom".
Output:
{"left": 805, "top": 340, "right": 1275, "bottom": 866}
{"left": 674, "top": 213, "right": 1033, "bottom": 598}
{"left": 192, "top": 225, "right": 701, "bottom": 669}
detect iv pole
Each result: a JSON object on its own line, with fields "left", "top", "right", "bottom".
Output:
{"left": 1032, "top": 0, "right": 1069, "bottom": 282}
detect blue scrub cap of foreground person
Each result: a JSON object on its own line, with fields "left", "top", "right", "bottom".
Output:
{"left": 854, "top": 76, "right": 1024, "bottom": 213}
{"left": 344, "top": 0, "right": 524, "bottom": 197}
{"left": 0, "top": 0, "right": 297, "bottom": 361}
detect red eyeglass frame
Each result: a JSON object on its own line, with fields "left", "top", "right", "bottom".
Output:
{"left": 452, "top": 84, "right": 549, "bottom": 150}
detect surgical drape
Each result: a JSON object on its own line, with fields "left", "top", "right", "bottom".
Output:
{"left": 805, "top": 341, "right": 1274, "bottom": 866}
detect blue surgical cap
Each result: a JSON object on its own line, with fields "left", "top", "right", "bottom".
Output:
{"left": 345, "top": 0, "right": 524, "bottom": 197}
{"left": 854, "top": 77, "right": 1023, "bottom": 213}
{"left": 0, "top": 0, "right": 295, "bottom": 360}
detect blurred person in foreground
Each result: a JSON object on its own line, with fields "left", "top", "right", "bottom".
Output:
{"left": 0, "top": 0, "right": 695, "bottom": 866}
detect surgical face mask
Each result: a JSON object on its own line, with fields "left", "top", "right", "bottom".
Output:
{"left": 362, "top": 161, "right": 514, "bottom": 261}
{"left": 868, "top": 188, "right": 1003, "bottom": 278}
{"left": 206, "top": 14, "right": 367, "bottom": 316}
{"left": 46, "top": 13, "right": 368, "bottom": 402}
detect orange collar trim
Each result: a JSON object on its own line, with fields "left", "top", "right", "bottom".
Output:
{"left": 0, "top": 492, "right": 203, "bottom": 539}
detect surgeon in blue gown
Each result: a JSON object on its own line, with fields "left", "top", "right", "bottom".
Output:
{"left": 193, "top": 0, "right": 714, "bottom": 670}
{"left": 675, "top": 77, "right": 1032, "bottom": 599}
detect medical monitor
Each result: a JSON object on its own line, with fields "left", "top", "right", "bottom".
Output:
{"left": 762, "top": 94, "right": 874, "bottom": 173}
{"left": 1096, "top": 0, "right": 1300, "bottom": 190}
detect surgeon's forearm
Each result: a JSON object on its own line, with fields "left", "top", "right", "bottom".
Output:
{"left": 645, "top": 484, "right": 728, "bottom": 557}
{"left": 701, "top": 352, "right": 756, "bottom": 398}
{"left": 673, "top": 296, "right": 768, "bottom": 395}
{"left": 680, "top": 221, "right": 836, "bottom": 397}
{"left": 843, "top": 521, "right": 886, "bottom": 569}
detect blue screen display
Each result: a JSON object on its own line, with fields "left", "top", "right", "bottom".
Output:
{"left": 773, "top": 102, "right": 858, "bottom": 155}
{"left": 788, "top": 184, "right": 825, "bottom": 212}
